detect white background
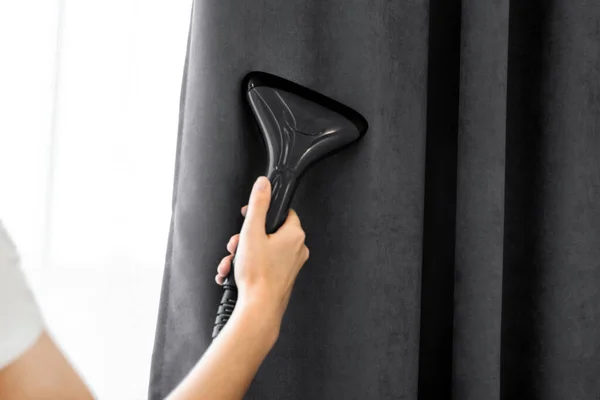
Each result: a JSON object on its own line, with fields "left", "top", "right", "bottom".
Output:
{"left": 0, "top": 1, "right": 192, "bottom": 398}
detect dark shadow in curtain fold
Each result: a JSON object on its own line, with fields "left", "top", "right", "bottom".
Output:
{"left": 501, "top": 1, "right": 551, "bottom": 399}
{"left": 417, "top": 0, "right": 461, "bottom": 398}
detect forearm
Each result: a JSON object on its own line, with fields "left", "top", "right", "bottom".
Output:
{"left": 167, "top": 298, "right": 280, "bottom": 400}
{"left": 0, "top": 332, "right": 94, "bottom": 400}
{"left": 170, "top": 176, "right": 307, "bottom": 399}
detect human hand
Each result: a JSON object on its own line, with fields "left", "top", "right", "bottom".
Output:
{"left": 215, "top": 176, "right": 309, "bottom": 327}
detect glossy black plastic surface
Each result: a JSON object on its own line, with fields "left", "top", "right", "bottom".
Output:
{"left": 245, "top": 71, "right": 368, "bottom": 233}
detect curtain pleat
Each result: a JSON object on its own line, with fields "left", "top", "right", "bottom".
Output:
{"left": 452, "top": 1, "right": 509, "bottom": 399}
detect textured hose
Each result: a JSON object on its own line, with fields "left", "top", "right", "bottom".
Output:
{"left": 212, "top": 279, "right": 237, "bottom": 338}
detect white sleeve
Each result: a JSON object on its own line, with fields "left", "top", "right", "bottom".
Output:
{"left": 0, "top": 221, "right": 44, "bottom": 369}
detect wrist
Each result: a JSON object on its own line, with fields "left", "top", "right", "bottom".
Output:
{"left": 232, "top": 295, "right": 281, "bottom": 348}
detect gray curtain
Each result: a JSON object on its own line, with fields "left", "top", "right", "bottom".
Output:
{"left": 149, "top": 1, "right": 600, "bottom": 399}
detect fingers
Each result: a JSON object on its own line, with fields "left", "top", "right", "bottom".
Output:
{"left": 276, "top": 209, "right": 303, "bottom": 235}
{"left": 227, "top": 234, "right": 240, "bottom": 254}
{"left": 302, "top": 245, "right": 310, "bottom": 262}
{"left": 240, "top": 176, "right": 271, "bottom": 236}
{"left": 216, "top": 190, "right": 262, "bottom": 287}
{"left": 215, "top": 232, "right": 238, "bottom": 285}
{"left": 217, "top": 255, "right": 232, "bottom": 275}
{"left": 215, "top": 254, "right": 233, "bottom": 285}
{"left": 277, "top": 210, "right": 308, "bottom": 260}
{"left": 283, "top": 209, "right": 302, "bottom": 228}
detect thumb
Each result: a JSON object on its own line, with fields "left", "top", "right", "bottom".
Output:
{"left": 240, "top": 176, "right": 271, "bottom": 236}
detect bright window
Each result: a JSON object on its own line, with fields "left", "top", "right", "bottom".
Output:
{"left": 0, "top": 1, "right": 192, "bottom": 398}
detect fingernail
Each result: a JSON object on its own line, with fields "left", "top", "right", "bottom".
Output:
{"left": 255, "top": 176, "right": 268, "bottom": 191}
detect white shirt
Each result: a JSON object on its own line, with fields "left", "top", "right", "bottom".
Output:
{"left": 0, "top": 221, "right": 44, "bottom": 369}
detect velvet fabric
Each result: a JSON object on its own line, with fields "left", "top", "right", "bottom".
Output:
{"left": 150, "top": 1, "right": 600, "bottom": 398}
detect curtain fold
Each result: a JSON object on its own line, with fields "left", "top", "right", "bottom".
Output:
{"left": 452, "top": 2, "right": 509, "bottom": 398}
{"left": 150, "top": 1, "right": 600, "bottom": 399}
